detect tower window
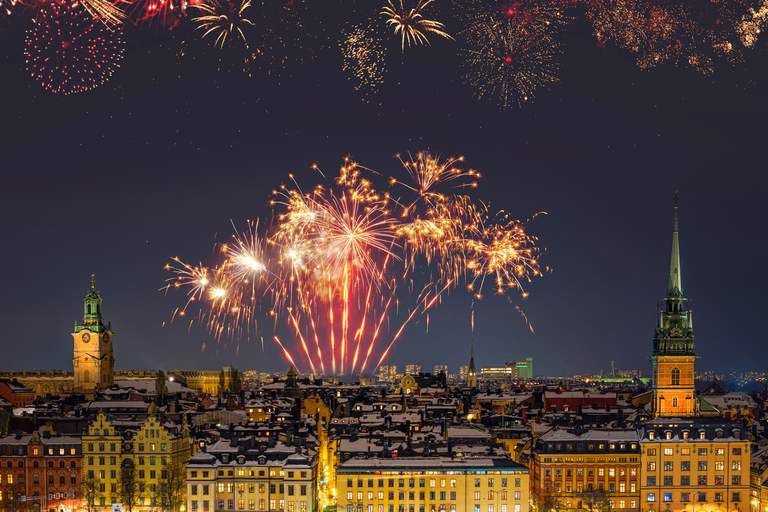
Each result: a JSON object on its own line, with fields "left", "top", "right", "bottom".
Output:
{"left": 671, "top": 368, "right": 681, "bottom": 386}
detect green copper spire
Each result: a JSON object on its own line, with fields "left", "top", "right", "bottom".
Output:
{"left": 82, "top": 274, "right": 103, "bottom": 326}
{"left": 667, "top": 191, "right": 683, "bottom": 298}
{"left": 653, "top": 192, "right": 694, "bottom": 356}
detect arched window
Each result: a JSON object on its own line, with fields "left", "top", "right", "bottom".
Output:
{"left": 83, "top": 369, "right": 90, "bottom": 383}
{"left": 671, "top": 367, "right": 681, "bottom": 386}
{"left": 672, "top": 397, "right": 678, "bottom": 408}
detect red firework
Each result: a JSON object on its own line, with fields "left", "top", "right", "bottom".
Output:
{"left": 24, "top": 0, "right": 126, "bottom": 95}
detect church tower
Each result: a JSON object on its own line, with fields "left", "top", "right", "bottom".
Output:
{"left": 466, "top": 342, "right": 477, "bottom": 389}
{"left": 652, "top": 194, "right": 696, "bottom": 417}
{"left": 72, "top": 275, "right": 114, "bottom": 396}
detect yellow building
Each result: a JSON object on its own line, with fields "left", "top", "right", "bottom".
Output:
{"left": 83, "top": 412, "right": 192, "bottom": 511}
{"left": 185, "top": 450, "right": 317, "bottom": 512}
{"left": 531, "top": 429, "right": 641, "bottom": 511}
{"left": 337, "top": 457, "right": 529, "bottom": 512}
{"left": 639, "top": 419, "right": 750, "bottom": 512}
{"left": 72, "top": 276, "right": 115, "bottom": 397}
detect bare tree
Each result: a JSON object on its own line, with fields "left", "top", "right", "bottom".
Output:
{"left": 82, "top": 473, "right": 99, "bottom": 512}
{"left": 157, "top": 460, "right": 186, "bottom": 512}
{"left": 120, "top": 460, "right": 139, "bottom": 512}
{"left": 577, "top": 488, "right": 613, "bottom": 512}
{"left": 532, "top": 491, "right": 561, "bottom": 512}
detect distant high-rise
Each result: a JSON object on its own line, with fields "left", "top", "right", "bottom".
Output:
{"left": 432, "top": 364, "right": 448, "bottom": 376}
{"left": 404, "top": 364, "right": 422, "bottom": 376}
{"left": 652, "top": 193, "right": 696, "bottom": 417}
{"left": 376, "top": 365, "right": 398, "bottom": 382}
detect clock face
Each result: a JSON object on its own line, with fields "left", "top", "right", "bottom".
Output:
{"left": 81, "top": 333, "right": 91, "bottom": 343}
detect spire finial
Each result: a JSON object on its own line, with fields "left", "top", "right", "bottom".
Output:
{"left": 667, "top": 191, "right": 683, "bottom": 297}
{"left": 673, "top": 190, "right": 679, "bottom": 232}
{"left": 90, "top": 273, "right": 96, "bottom": 290}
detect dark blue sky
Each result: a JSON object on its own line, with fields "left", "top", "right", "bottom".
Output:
{"left": 1, "top": 6, "right": 766, "bottom": 375}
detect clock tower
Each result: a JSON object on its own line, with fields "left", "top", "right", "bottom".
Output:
{"left": 652, "top": 194, "right": 696, "bottom": 417}
{"left": 72, "top": 274, "right": 114, "bottom": 396}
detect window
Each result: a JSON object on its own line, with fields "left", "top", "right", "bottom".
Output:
{"left": 680, "top": 476, "right": 690, "bottom": 486}
{"left": 664, "top": 493, "right": 672, "bottom": 503}
{"left": 646, "top": 477, "right": 656, "bottom": 487}
{"left": 647, "top": 462, "right": 656, "bottom": 471}
{"left": 732, "top": 461, "right": 742, "bottom": 471}
{"left": 698, "top": 461, "right": 707, "bottom": 471}
{"left": 697, "top": 493, "right": 707, "bottom": 503}
{"left": 664, "top": 461, "right": 673, "bottom": 471}
{"left": 681, "top": 461, "right": 690, "bottom": 471}
{"left": 663, "top": 477, "right": 673, "bottom": 486}
{"left": 681, "top": 493, "right": 690, "bottom": 503}
{"left": 672, "top": 397, "right": 678, "bottom": 408}
{"left": 733, "top": 492, "right": 741, "bottom": 502}
{"left": 671, "top": 367, "right": 680, "bottom": 385}
{"left": 663, "top": 448, "right": 673, "bottom": 456}
{"left": 732, "top": 476, "right": 742, "bottom": 485}
{"left": 647, "top": 493, "right": 655, "bottom": 503}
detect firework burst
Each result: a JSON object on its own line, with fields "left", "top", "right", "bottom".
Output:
{"left": 340, "top": 21, "right": 387, "bottom": 101}
{"left": 380, "top": 0, "right": 453, "bottom": 51}
{"left": 166, "top": 151, "right": 546, "bottom": 375}
{"left": 458, "top": 0, "right": 565, "bottom": 108}
{"left": 24, "top": 0, "right": 126, "bottom": 95}
{"left": 192, "top": 0, "right": 254, "bottom": 48}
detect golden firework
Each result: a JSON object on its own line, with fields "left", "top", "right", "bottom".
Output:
{"left": 380, "top": 0, "right": 453, "bottom": 51}
{"left": 457, "top": 0, "right": 566, "bottom": 108}
{"left": 192, "top": 0, "right": 254, "bottom": 49}
{"left": 340, "top": 21, "right": 387, "bottom": 101}
{"left": 81, "top": 0, "right": 126, "bottom": 26}
{"left": 166, "top": 151, "right": 546, "bottom": 376}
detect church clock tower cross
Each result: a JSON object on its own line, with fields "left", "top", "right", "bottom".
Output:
{"left": 72, "top": 274, "right": 115, "bottom": 397}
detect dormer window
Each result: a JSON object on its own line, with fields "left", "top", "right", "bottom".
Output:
{"left": 699, "top": 431, "right": 706, "bottom": 440}
{"left": 648, "top": 431, "right": 655, "bottom": 440}
{"left": 665, "top": 431, "right": 673, "bottom": 440}
{"left": 682, "top": 430, "right": 689, "bottom": 440}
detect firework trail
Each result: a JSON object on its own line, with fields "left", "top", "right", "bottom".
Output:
{"left": 165, "top": 151, "right": 546, "bottom": 375}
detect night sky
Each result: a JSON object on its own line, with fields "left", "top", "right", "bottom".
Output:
{"left": 1, "top": 3, "right": 766, "bottom": 376}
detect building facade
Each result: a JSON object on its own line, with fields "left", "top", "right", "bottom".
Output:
{"left": 639, "top": 419, "right": 750, "bottom": 512}
{"left": 72, "top": 276, "right": 114, "bottom": 397}
{"left": 531, "top": 429, "right": 640, "bottom": 511}
{"left": 0, "top": 431, "right": 81, "bottom": 512}
{"left": 185, "top": 451, "right": 317, "bottom": 512}
{"left": 82, "top": 412, "right": 191, "bottom": 512}
{"left": 337, "top": 457, "right": 529, "bottom": 512}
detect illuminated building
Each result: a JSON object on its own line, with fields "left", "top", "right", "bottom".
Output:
{"left": 0, "top": 431, "right": 82, "bottom": 512}
{"left": 405, "top": 366, "right": 422, "bottom": 377}
{"left": 378, "top": 367, "right": 399, "bottom": 384}
{"left": 531, "top": 429, "right": 640, "bottom": 511}
{"left": 185, "top": 447, "right": 317, "bottom": 512}
{"left": 72, "top": 275, "right": 114, "bottom": 397}
{"left": 479, "top": 360, "right": 533, "bottom": 384}
{"left": 639, "top": 196, "right": 751, "bottom": 512}
{"left": 337, "top": 457, "right": 529, "bottom": 512}
{"left": 82, "top": 412, "right": 191, "bottom": 511}
{"left": 639, "top": 419, "right": 750, "bottom": 512}
{"left": 651, "top": 197, "right": 695, "bottom": 417}
{"left": 432, "top": 366, "right": 449, "bottom": 378}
